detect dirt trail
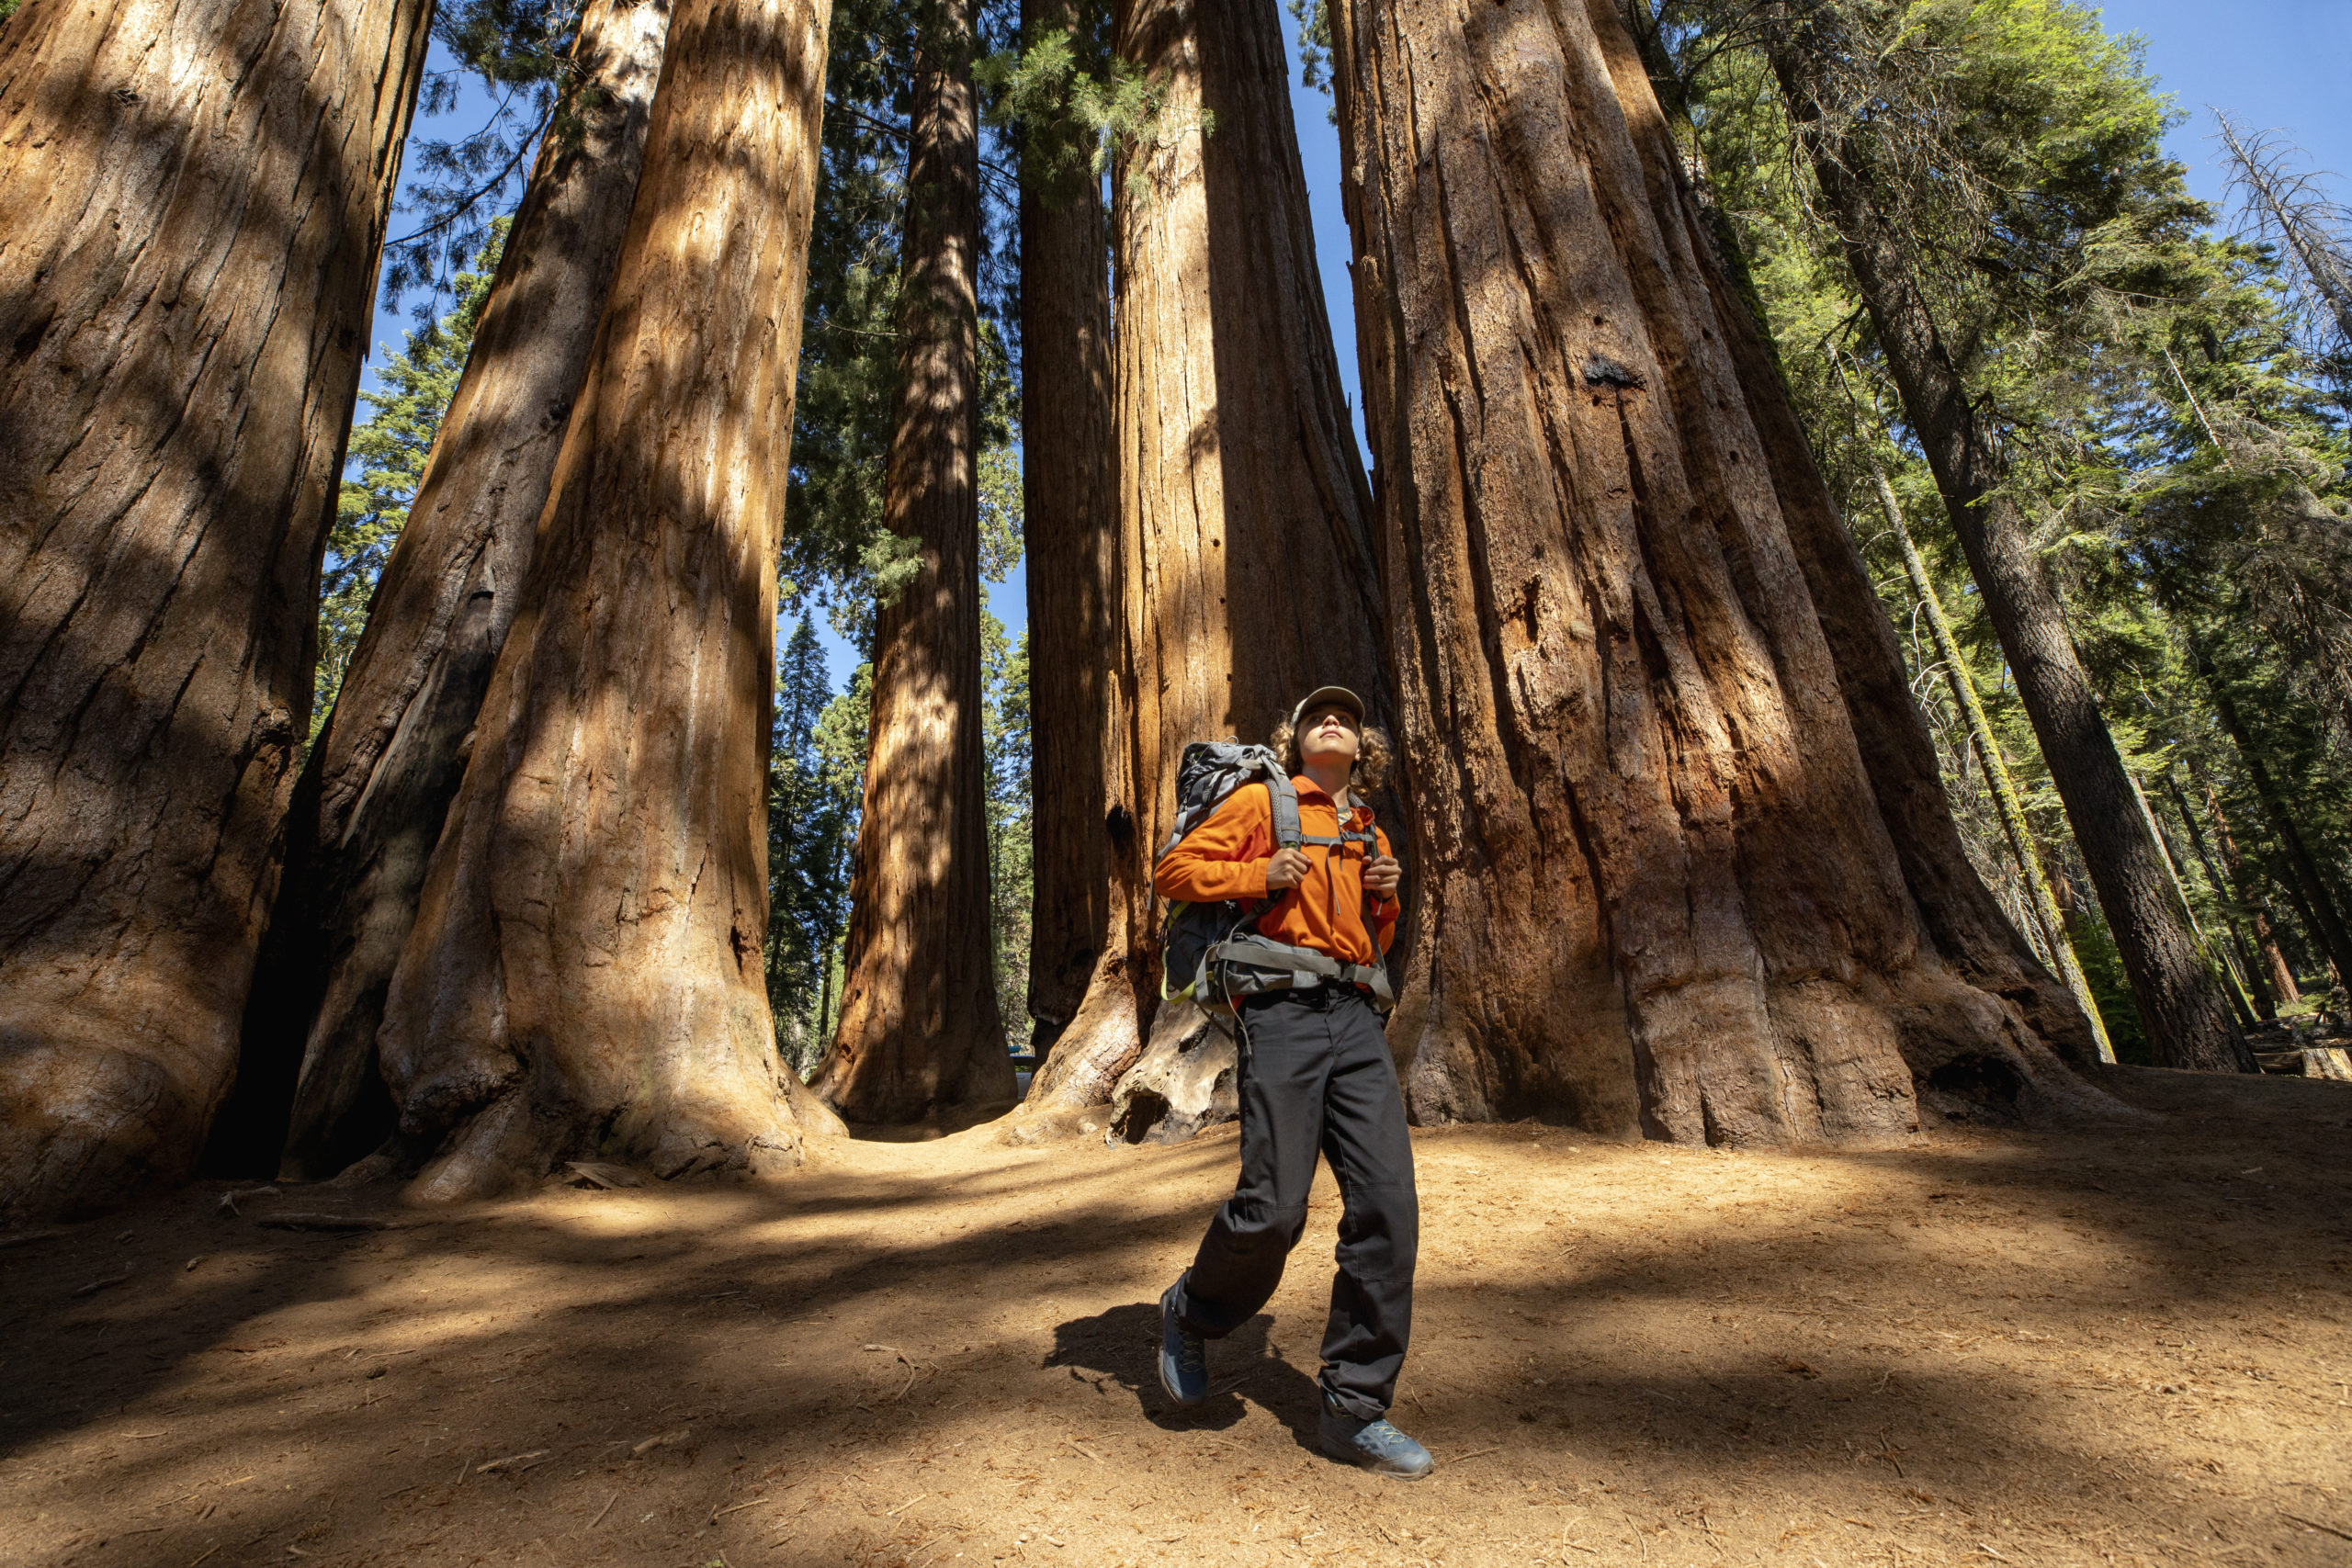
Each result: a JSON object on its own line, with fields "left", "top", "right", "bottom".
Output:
{"left": 2, "top": 1066, "right": 2348, "bottom": 1567}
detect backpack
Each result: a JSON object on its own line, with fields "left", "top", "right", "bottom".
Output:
{"left": 1157, "top": 740, "right": 1396, "bottom": 1025}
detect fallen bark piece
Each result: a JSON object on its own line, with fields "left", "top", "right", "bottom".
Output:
{"left": 565, "top": 1161, "right": 645, "bottom": 1190}
{"left": 475, "top": 1450, "right": 550, "bottom": 1474}
{"left": 255, "top": 1213, "right": 406, "bottom": 1232}
{"left": 0, "top": 1227, "right": 72, "bottom": 1250}
{"left": 216, "top": 1186, "right": 280, "bottom": 1217}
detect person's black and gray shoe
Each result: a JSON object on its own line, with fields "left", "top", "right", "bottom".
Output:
{"left": 1159, "top": 1280, "right": 1207, "bottom": 1405}
{"left": 1318, "top": 1399, "right": 1435, "bottom": 1479}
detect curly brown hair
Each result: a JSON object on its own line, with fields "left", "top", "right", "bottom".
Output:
{"left": 1269, "top": 711, "right": 1392, "bottom": 793}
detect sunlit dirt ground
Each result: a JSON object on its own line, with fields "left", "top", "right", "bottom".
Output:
{"left": 2, "top": 1065, "right": 2347, "bottom": 1567}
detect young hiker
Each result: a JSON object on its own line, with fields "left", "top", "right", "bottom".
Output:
{"left": 1152, "top": 687, "right": 1430, "bottom": 1480}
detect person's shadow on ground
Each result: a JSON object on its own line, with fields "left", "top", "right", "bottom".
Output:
{"left": 1047, "top": 1302, "right": 1329, "bottom": 1456}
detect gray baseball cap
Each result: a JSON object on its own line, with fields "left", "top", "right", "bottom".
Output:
{"left": 1289, "top": 686, "right": 1366, "bottom": 728}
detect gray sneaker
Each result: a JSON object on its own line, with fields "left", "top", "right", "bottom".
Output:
{"left": 1158, "top": 1281, "right": 1207, "bottom": 1406}
{"left": 1319, "top": 1404, "right": 1434, "bottom": 1479}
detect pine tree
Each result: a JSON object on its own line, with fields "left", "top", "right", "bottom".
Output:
{"left": 983, "top": 617, "right": 1035, "bottom": 1043}
{"left": 768, "top": 615, "right": 851, "bottom": 1075}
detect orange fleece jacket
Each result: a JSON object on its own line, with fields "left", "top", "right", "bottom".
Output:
{"left": 1153, "top": 777, "right": 1400, "bottom": 967}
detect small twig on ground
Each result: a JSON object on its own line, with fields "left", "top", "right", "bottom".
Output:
{"left": 257, "top": 1214, "right": 405, "bottom": 1233}
{"left": 886, "top": 1493, "right": 930, "bottom": 1517}
{"left": 711, "top": 1496, "right": 770, "bottom": 1520}
{"left": 632, "top": 1427, "right": 690, "bottom": 1457}
{"left": 2284, "top": 1514, "right": 2352, "bottom": 1543}
{"left": 1063, "top": 1437, "right": 1105, "bottom": 1463}
{"left": 1450, "top": 1447, "right": 1501, "bottom": 1463}
{"left": 475, "top": 1450, "right": 549, "bottom": 1474}
{"left": 72, "top": 1269, "right": 133, "bottom": 1298}
{"left": 587, "top": 1491, "right": 620, "bottom": 1529}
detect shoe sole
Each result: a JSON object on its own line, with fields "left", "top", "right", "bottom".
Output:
{"left": 1318, "top": 1436, "right": 1434, "bottom": 1479}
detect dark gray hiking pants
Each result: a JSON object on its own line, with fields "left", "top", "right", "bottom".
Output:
{"left": 1171, "top": 986, "right": 1419, "bottom": 1420}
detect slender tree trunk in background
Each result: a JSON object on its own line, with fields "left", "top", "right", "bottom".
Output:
{"left": 817, "top": 0, "right": 1014, "bottom": 1123}
{"left": 212, "top": 0, "right": 676, "bottom": 1182}
{"left": 1018, "top": 0, "right": 1145, "bottom": 1106}
{"left": 1326, "top": 0, "right": 2105, "bottom": 1140}
{"left": 1769, "top": 35, "right": 2253, "bottom": 1076}
{"left": 371, "top": 0, "right": 834, "bottom": 1200}
{"left": 0, "top": 0, "right": 432, "bottom": 1218}
{"left": 2200, "top": 664, "right": 2352, "bottom": 987}
{"left": 1109, "top": 0, "right": 1389, "bottom": 1026}
{"left": 2169, "top": 774, "right": 2276, "bottom": 1020}
{"left": 2129, "top": 768, "right": 2255, "bottom": 1028}
{"left": 1864, "top": 456, "right": 2112, "bottom": 1061}
{"left": 2194, "top": 759, "right": 2301, "bottom": 1007}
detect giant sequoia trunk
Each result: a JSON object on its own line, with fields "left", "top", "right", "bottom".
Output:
{"left": 1017, "top": 0, "right": 1148, "bottom": 1102}
{"left": 815, "top": 0, "right": 1015, "bottom": 1123}
{"left": 1766, "top": 35, "right": 2252, "bottom": 1077}
{"left": 1623, "top": 3, "right": 2099, "bottom": 1072}
{"left": 0, "top": 0, "right": 432, "bottom": 1218}
{"left": 1326, "top": 0, "right": 2105, "bottom": 1139}
{"left": 1114, "top": 0, "right": 1388, "bottom": 874}
{"left": 223, "top": 0, "right": 676, "bottom": 1181}
{"left": 1098, "top": 0, "right": 1391, "bottom": 1126}
{"left": 369, "top": 0, "right": 834, "bottom": 1200}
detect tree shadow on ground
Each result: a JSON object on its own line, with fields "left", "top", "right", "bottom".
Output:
{"left": 0, "top": 1068, "right": 2346, "bottom": 1566}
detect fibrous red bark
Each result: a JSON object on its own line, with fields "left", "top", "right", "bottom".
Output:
{"left": 1113, "top": 0, "right": 1389, "bottom": 900}
{"left": 0, "top": 0, "right": 432, "bottom": 1218}
{"left": 225, "top": 0, "right": 676, "bottom": 1181}
{"left": 815, "top": 0, "right": 1016, "bottom": 1124}
{"left": 1071, "top": 0, "right": 1392, "bottom": 1133}
{"left": 1328, "top": 0, "right": 2103, "bottom": 1140}
{"left": 370, "top": 0, "right": 834, "bottom": 1200}
{"left": 1016, "top": 0, "right": 1147, "bottom": 1102}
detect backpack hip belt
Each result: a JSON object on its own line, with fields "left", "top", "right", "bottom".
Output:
{"left": 1204, "top": 933, "right": 1396, "bottom": 1009}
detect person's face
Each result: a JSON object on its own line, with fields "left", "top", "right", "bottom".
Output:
{"left": 1299, "top": 704, "right": 1361, "bottom": 769}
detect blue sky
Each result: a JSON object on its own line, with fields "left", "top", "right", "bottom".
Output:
{"left": 365, "top": 2, "right": 2350, "bottom": 697}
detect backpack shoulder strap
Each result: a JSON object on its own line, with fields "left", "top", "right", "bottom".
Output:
{"left": 1264, "top": 773, "right": 1303, "bottom": 851}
